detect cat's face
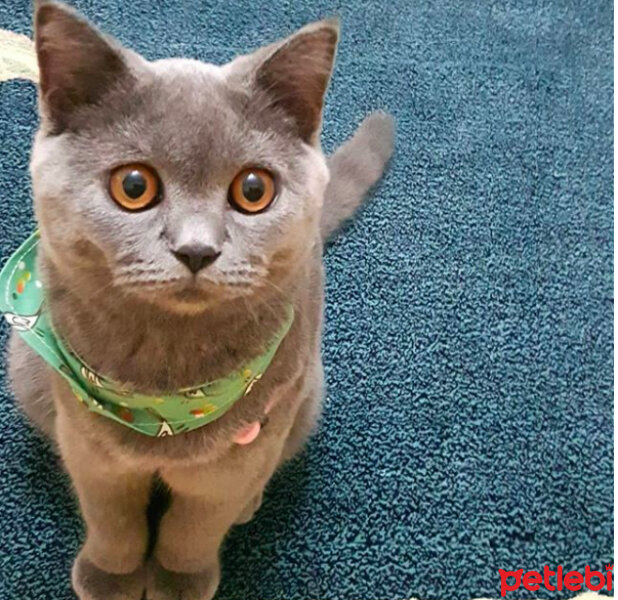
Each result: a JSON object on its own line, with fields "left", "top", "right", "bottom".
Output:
{"left": 31, "top": 3, "right": 335, "bottom": 313}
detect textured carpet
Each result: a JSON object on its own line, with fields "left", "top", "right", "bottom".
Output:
{"left": 0, "top": 1, "right": 613, "bottom": 599}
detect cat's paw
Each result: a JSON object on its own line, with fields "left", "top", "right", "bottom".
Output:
{"left": 146, "top": 558, "right": 220, "bottom": 600}
{"left": 235, "top": 490, "right": 263, "bottom": 524}
{"left": 72, "top": 553, "right": 145, "bottom": 600}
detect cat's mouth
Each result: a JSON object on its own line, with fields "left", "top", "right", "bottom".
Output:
{"left": 174, "top": 285, "right": 206, "bottom": 300}
{"left": 116, "top": 269, "right": 259, "bottom": 314}
{"left": 141, "top": 278, "right": 244, "bottom": 314}
{"left": 137, "top": 283, "right": 213, "bottom": 315}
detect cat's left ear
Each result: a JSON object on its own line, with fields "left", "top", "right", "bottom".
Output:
{"left": 248, "top": 20, "right": 340, "bottom": 145}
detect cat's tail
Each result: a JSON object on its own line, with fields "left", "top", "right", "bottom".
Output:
{"left": 320, "top": 110, "right": 395, "bottom": 241}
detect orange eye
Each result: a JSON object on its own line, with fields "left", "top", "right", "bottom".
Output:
{"left": 109, "top": 164, "right": 160, "bottom": 211}
{"left": 228, "top": 168, "right": 276, "bottom": 214}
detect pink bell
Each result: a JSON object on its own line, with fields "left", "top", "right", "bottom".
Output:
{"left": 233, "top": 421, "right": 261, "bottom": 445}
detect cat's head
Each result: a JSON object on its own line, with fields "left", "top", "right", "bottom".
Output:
{"left": 31, "top": 2, "right": 336, "bottom": 314}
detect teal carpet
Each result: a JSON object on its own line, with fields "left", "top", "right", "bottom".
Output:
{"left": 0, "top": 1, "right": 613, "bottom": 599}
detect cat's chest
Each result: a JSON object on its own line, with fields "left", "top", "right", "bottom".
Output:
{"left": 53, "top": 316, "right": 312, "bottom": 466}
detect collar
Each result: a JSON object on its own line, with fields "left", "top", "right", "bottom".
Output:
{"left": 0, "top": 231, "right": 294, "bottom": 437}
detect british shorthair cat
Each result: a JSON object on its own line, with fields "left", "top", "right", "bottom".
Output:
{"left": 6, "top": 2, "right": 394, "bottom": 598}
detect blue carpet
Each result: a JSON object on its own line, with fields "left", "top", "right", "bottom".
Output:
{"left": 0, "top": 1, "right": 613, "bottom": 599}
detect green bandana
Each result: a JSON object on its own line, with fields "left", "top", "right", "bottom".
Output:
{"left": 0, "top": 231, "right": 294, "bottom": 437}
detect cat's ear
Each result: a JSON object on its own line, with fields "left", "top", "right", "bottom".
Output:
{"left": 34, "top": 2, "right": 131, "bottom": 133}
{"left": 251, "top": 20, "right": 339, "bottom": 144}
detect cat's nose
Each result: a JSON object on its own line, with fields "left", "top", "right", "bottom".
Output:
{"left": 172, "top": 242, "right": 221, "bottom": 274}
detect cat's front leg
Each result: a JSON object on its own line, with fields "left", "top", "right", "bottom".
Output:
{"left": 150, "top": 453, "right": 275, "bottom": 600}
{"left": 55, "top": 409, "right": 153, "bottom": 600}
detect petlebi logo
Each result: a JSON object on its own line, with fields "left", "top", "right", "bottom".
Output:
{"left": 499, "top": 564, "right": 613, "bottom": 596}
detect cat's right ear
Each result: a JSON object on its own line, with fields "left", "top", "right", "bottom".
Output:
{"left": 34, "top": 2, "right": 131, "bottom": 133}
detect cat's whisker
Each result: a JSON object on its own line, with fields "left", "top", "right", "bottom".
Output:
{"left": 70, "top": 277, "right": 118, "bottom": 301}
{"left": 115, "top": 252, "right": 152, "bottom": 266}
{"left": 133, "top": 278, "right": 184, "bottom": 288}
{"left": 246, "top": 283, "right": 289, "bottom": 323}
{"left": 113, "top": 274, "right": 181, "bottom": 289}
{"left": 116, "top": 270, "right": 164, "bottom": 280}
{"left": 240, "top": 295, "right": 261, "bottom": 328}
{"left": 116, "top": 263, "right": 162, "bottom": 274}
{"left": 259, "top": 279, "right": 287, "bottom": 297}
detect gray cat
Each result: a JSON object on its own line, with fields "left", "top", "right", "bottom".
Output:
{"left": 7, "top": 2, "right": 394, "bottom": 599}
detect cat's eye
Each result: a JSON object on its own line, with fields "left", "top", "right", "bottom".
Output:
{"left": 109, "top": 164, "right": 160, "bottom": 211}
{"left": 228, "top": 168, "right": 276, "bottom": 214}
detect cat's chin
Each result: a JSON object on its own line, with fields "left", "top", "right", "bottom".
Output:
{"left": 140, "top": 291, "right": 215, "bottom": 315}
{"left": 161, "top": 298, "right": 213, "bottom": 315}
{"left": 127, "top": 285, "right": 231, "bottom": 315}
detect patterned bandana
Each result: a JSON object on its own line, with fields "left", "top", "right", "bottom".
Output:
{"left": 0, "top": 231, "right": 294, "bottom": 437}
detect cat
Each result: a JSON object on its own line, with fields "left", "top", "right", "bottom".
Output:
{"left": 7, "top": 2, "right": 395, "bottom": 599}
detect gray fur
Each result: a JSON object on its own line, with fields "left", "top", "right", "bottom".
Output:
{"left": 8, "top": 2, "right": 394, "bottom": 599}
{"left": 322, "top": 111, "right": 395, "bottom": 240}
